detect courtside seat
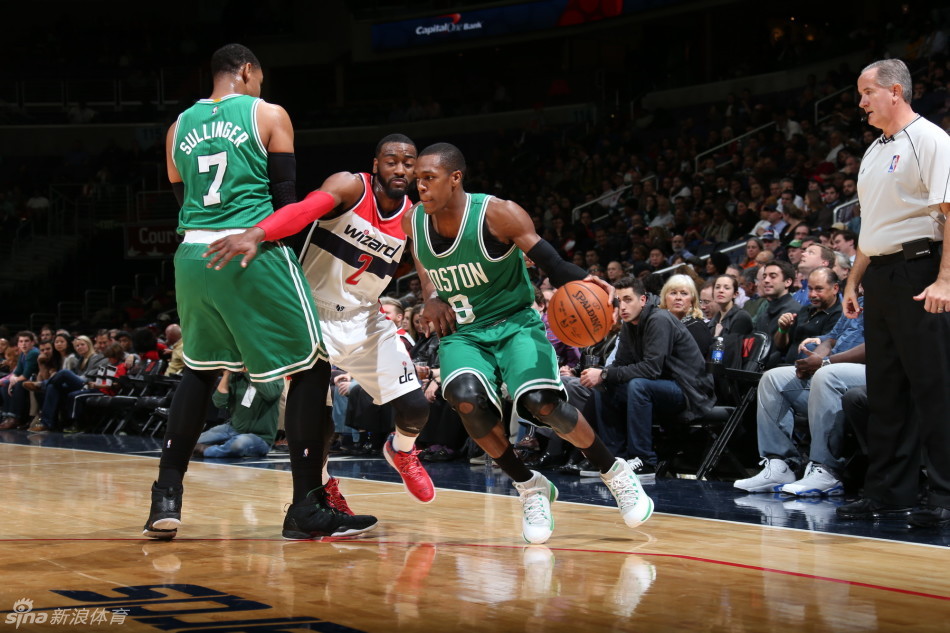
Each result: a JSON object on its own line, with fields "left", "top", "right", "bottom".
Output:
{"left": 656, "top": 332, "right": 771, "bottom": 480}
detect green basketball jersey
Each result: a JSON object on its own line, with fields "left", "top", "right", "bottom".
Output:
{"left": 172, "top": 94, "right": 272, "bottom": 232}
{"left": 413, "top": 193, "right": 533, "bottom": 330}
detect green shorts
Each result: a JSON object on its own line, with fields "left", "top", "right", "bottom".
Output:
{"left": 175, "top": 241, "right": 325, "bottom": 382}
{"left": 439, "top": 307, "right": 564, "bottom": 422}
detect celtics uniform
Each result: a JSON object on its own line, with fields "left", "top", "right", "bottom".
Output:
{"left": 412, "top": 193, "right": 564, "bottom": 419}
{"left": 171, "top": 94, "right": 324, "bottom": 382}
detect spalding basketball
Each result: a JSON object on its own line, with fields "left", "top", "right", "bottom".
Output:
{"left": 548, "top": 280, "right": 612, "bottom": 348}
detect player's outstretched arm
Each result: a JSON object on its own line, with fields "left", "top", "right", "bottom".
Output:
{"left": 203, "top": 172, "right": 364, "bottom": 269}
{"left": 487, "top": 198, "right": 612, "bottom": 297}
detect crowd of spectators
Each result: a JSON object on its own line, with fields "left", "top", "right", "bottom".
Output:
{"left": 334, "top": 38, "right": 947, "bottom": 492}
{"left": 1, "top": 18, "right": 946, "bottom": 515}
{"left": 0, "top": 324, "right": 182, "bottom": 433}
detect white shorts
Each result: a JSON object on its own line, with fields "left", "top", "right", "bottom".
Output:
{"left": 318, "top": 305, "right": 420, "bottom": 405}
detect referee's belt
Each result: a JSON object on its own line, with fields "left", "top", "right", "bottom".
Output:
{"left": 182, "top": 228, "right": 248, "bottom": 244}
{"left": 870, "top": 240, "right": 942, "bottom": 265}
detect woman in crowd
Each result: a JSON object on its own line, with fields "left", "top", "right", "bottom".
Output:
{"left": 31, "top": 335, "right": 107, "bottom": 432}
{"left": 742, "top": 237, "right": 764, "bottom": 269}
{"left": 658, "top": 274, "right": 713, "bottom": 358}
{"left": 402, "top": 305, "right": 419, "bottom": 342}
{"left": 0, "top": 346, "right": 19, "bottom": 383}
{"left": 708, "top": 274, "right": 754, "bottom": 338}
{"left": 53, "top": 333, "right": 75, "bottom": 371}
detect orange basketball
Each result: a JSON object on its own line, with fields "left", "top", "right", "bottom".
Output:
{"left": 548, "top": 280, "right": 612, "bottom": 348}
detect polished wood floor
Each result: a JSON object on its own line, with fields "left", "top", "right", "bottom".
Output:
{"left": 1, "top": 442, "right": 948, "bottom": 632}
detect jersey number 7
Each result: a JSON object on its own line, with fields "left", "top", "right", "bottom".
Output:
{"left": 197, "top": 151, "right": 228, "bottom": 206}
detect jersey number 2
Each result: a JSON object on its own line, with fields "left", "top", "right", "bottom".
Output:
{"left": 197, "top": 151, "right": 228, "bottom": 206}
{"left": 345, "top": 254, "right": 373, "bottom": 285}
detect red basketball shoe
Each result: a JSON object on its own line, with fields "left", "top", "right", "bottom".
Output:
{"left": 383, "top": 434, "right": 436, "bottom": 504}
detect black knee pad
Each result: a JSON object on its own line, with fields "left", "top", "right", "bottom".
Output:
{"left": 443, "top": 374, "right": 499, "bottom": 439}
{"left": 390, "top": 389, "right": 430, "bottom": 435}
{"left": 520, "top": 388, "right": 578, "bottom": 435}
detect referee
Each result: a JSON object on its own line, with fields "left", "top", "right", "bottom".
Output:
{"left": 837, "top": 59, "right": 950, "bottom": 528}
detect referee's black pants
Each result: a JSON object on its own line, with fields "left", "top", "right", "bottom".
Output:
{"left": 863, "top": 251, "right": 950, "bottom": 508}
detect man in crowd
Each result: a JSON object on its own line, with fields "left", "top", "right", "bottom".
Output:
{"left": 736, "top": 301, "right": 866, "bottom": 496}
{"left": 194, "top": 369, "right": 282, "bottom": 458}
{"left": 791, "top": 243, "right": 835, "bottom": 306}
{"left": 583, "top": 276, "right": 714, "bottom": 482}
{"left": 773, "top": 268, "right": 842, "bottom": 364}
{"left": 753, "top": 261, "right": 801, "bottom": 338}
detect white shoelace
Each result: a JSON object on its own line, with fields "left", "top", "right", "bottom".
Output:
{"left": 757, "top": 457, "right": 775, "bottom": 478}
{"left": 520, "top": 487, "right": 551, "bottom": 525}
{"left": 607, "top": 473, "right": 641, "bottom": 508}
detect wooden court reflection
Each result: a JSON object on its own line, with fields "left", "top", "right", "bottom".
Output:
{"left": 1, "top": 443, "right": 948, "bottom": 632}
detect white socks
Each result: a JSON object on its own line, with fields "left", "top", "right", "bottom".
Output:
{"left": 392, "top": 429, "right": 416, "bottom": 453}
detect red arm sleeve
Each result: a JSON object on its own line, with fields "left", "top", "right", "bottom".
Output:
{"left": 255, "top": 190, "right": 337, "bottom": 241}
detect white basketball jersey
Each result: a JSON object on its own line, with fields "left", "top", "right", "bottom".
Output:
{"left": 299, "top": 173, "right": 411, "bottom": 310}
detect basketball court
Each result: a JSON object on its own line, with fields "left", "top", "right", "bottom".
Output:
{"left": 1, "top": 433, "right": 947, "bottom": 632}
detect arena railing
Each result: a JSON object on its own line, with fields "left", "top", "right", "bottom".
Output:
{"left": 693, "top": 122, "right": 774, "bottom": 176}
{"left": 813, "top": 85, "right": 853, "bottom": 126}
{"left": 570, "top": 173, "right": 659, "bottom": 226}
{"left": 651, "top": 239, "right": 747, "bottom": 278}
{"left": 832, "top": 199, "right": 860, "bottom": 226}
{"left": 570, "top": 186, "right": 632, "bottom": 225}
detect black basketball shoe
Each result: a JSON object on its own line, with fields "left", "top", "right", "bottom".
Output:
{"left": 282, "top": 488, "right": 378, "bottom": 540}
{"left": 143, "top": 481, "right": 182, "bottom": 540}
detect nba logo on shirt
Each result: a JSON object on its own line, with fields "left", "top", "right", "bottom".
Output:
{"left": 888, "top": 155, "right": 900, "bottom": 172}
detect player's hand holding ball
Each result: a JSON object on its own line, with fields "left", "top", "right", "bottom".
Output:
{"left": 548, "top": 279, "right": 612, "bottom": 347}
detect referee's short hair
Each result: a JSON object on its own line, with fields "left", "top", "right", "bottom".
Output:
{"left": 862, "top": 59, "right": 912, "bottom": 104}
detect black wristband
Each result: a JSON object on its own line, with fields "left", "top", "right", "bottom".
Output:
{"left": 526, "top": 239, "right": 587, "bottom": 287}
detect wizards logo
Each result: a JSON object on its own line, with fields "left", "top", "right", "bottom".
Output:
{"left": 398, "top": 361, "right": 415, "bottom": 385}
